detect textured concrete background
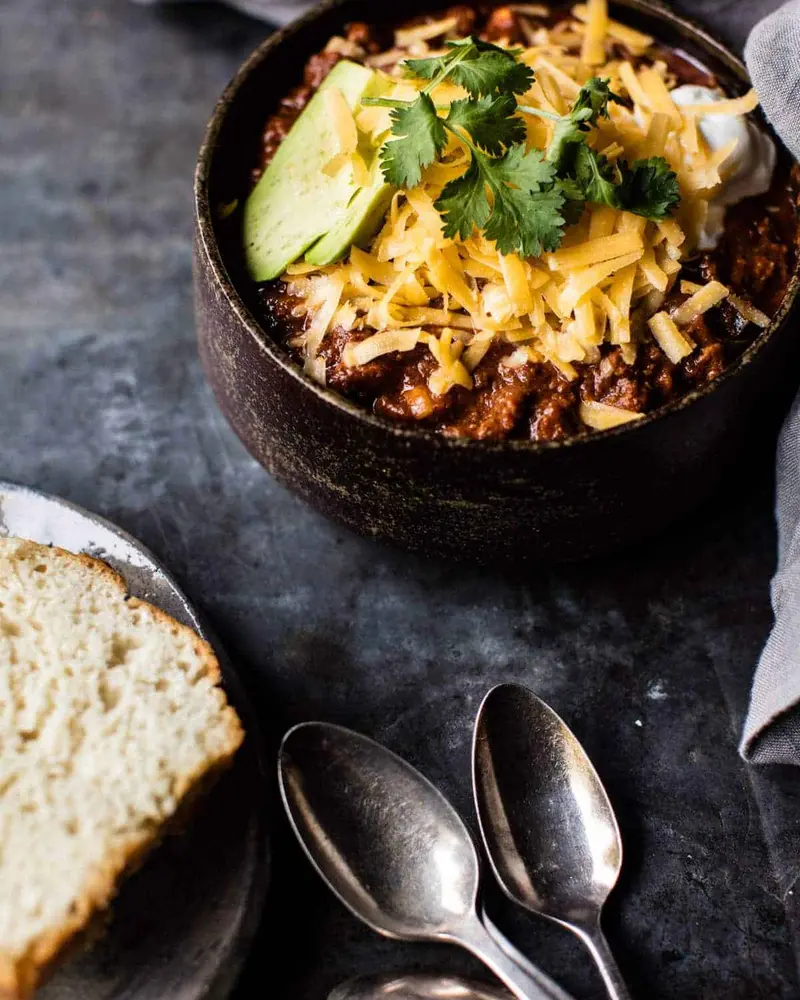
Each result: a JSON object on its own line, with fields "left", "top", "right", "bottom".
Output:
{"left": 3, "top": 1, "right": 800, "bottom": 998}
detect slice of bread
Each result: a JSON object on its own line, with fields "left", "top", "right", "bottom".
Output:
{"left": 0, "top": 537, "right": 244, "bottom": 999}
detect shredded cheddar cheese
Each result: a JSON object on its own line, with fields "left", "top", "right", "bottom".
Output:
{"left": 394, "top": 16, "right": 459, "bottom": 47}
{"left": 571, "top": 4, "right": 653, "bottom": 54}
{"left": 283, "top": 6, "right": 769, "bottom": 429}
{"left": 343, "top": 328, "right": 422, "bottom": 366}
{"left": 548, "top": 231, "right": 643, "bottom": 271}
{"left": 679, "top": 89, "right": 759, "bottom": 117}
{"left": 728, "top": 292, "right": 771, "bottom": 328}
{"left": 580, "top": 0, "right": 608, "bottom": 66}
{"left": 670, "top": 281, "right": 728, "bottom": 325}
{"left": 648, "top": 311, "right": 694, "bottom": 363}
{"left": 580, "top": 400, "right": 645, "bottom": 429}
{"left": 324, "top": 87, "right": 358, "bottom": 153}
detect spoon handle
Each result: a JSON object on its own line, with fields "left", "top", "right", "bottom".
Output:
{"left": 459, "top": 917, "right": 575, "bottom": 1000}
{"left": 480, "top": 911, "right": 556, "bottom": 982}
{"left": 574, "top": 924, "right": 631, "bottom": 1000}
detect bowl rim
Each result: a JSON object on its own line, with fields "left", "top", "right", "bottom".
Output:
{"left": 194, "top": 0, "right": 800, "bottom": 455}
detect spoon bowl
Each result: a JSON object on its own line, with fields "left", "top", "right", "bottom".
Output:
{"left": 279, "top": 721, "right": 574, "bottom": 1000}
{"left": 329, "top": 972, "right": 511, "bottom": 999}
{"left": 279, "top": 722, "right": 478, "bottom": 942}
{"left": 473, "top": 685, "right": 629, "bottom": 1000}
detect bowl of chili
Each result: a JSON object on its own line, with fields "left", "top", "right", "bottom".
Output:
{"left": 194, "top": 0, "right": 800, "bottom": 562}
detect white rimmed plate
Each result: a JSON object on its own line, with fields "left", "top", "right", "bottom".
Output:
{"left": 0, "top": 480, "right": 268, "bottom": 1000}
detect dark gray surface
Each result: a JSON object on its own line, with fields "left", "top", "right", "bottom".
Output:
{"left": 3, "top": 1, "right": 800, "bottom": 998}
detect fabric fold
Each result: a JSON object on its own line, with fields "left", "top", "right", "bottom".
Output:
{"left": 741, "top": 394, "right": 800, "bottom": 763}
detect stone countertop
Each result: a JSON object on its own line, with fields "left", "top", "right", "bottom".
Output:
{"left": 3, "top": 1, "right": 800, "bottom": 998}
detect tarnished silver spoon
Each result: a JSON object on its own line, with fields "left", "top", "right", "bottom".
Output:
{"left": 473, "top": 684, "right": 631, "bottom": 1000}
{"left": 329, "top": 972, "right": 510, "bottom": 999}
{"left": 279, "top": 722, "right": 575, "bottom": 1000}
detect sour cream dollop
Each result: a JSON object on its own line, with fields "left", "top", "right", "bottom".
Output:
{"left": 669, "top": 84, "right": 776, "bottom": 250}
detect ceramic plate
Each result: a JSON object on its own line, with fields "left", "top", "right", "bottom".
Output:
{"left": 0, "top": 480, "right": 268, "bottom": 1000}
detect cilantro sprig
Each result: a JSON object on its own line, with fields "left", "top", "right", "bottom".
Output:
{"left": 364, "top": 37, "right": 564, "bottom": 256}
{"left": 363, "top": 40, "right": 680, "bottom": 257}
{"left": 369, "top": 37, "right": 533, "bottom": 190}
{"left": 437, "top": 144, "right": 567, "bottom": 257}
{"left": 524, "top": 77, "right": 626, "bottom": 169}
{"left": 404, "top": 36, "right": 534, "bottom": 98}
{"left": 617, "top": 157, "right": 681, "bottom": 220}
{"left": 521, "top": 78, "right": 680, "bottom": 221}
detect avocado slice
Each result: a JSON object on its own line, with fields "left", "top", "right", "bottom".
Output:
{"left": 305, "top": 154, "right": 393, "bottom": 266}
{"left": 243, "top": 60, "right": 391, "bottom": 282}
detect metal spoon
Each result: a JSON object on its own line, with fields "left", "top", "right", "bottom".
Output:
{"left": 329, "top": 972, "right": 511, "bottom": 999}
{"left": 472, "top": 684, "right": 630, "bottom": 1000}
{"left": 279, "top": 722, "right": 575, "bottom": 1000}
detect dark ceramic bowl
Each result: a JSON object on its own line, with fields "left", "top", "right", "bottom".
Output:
{"left": 194, "top": 0, "right": 800, "bottom": 563}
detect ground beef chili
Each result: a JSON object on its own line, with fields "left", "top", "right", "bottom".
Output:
{"left": 252, "top": 6, "right": 800, "bottom": 442}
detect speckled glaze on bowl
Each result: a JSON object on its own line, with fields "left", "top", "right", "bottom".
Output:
{"left": 194, "top": 0, "right": 800, "bottom": 563}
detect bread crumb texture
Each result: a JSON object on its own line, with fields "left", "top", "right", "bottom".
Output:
{"left": 0, "top": 537, "right": 244, "bottom": 999}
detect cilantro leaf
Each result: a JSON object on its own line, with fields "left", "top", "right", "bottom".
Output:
{"left": 565, "top": 148, "right": 680, "bottom": 220}
{"left": 554, "top": 176, "right": 586, "bottom": 225}
{"left": 435, "top": 145, "right": 565, "bottom": 257}
{"left": 380, "top": 93, "right": 447, "bottom": 188}
{"left": 449, "top": 48, "right": 534, "bottom": 99}
{"left": 547, "top": 115, "right": 589, "bottom": 168}
{"left": 486, "top": 183, "right": 566, "bottom": 256}
{"left": 617, "top": 157, "right": 681, "bottom": 219}
{"left": 545, "top": 76, "right": 625, "bottom": 168}
{"left": 485, "top": 148, "right": 566, "bottom": 256}
{"left": 572, "top": 145, "right": 621, "bottom": 209}
{"left": 490, "top": 143, "right": 557, "bottom": 192}
{"left": 445, "top": 94, "right": 526, "bottom": 154}
{"left": 434, "top": 156, "right": 491, "bottom": 241}
{"left": 405, "top": 37, "right": 534, "bottom": 97}
{"left": 571, "top": 77, "right": 626, "bottom": 124}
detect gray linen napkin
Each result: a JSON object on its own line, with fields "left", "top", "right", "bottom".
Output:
{"left": 135, "top": 0, "right": 800, "bottom": 758}
{"left": 745, "top": 1, "right": 800, "bottom": 162}
{"left": 738, "top": 1, "right": 800, "bottom": 764}
{"left": 131, "top": 0, "right": 308, "bottom": 24}
{"left": 742, "top": 395, "right": 800, "bottom": 763}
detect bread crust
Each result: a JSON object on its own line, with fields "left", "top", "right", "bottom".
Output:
{"left": 0, "top": 539, "right": 244, "bottom": 999}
